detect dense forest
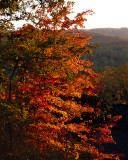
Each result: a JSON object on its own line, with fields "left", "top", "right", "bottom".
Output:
{"left": 88, "top": 28, "right": 128, "bottom": 39}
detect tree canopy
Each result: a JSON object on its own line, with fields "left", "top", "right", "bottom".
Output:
{"left": 0, "top": 0, "right": 122, "bottom": 159}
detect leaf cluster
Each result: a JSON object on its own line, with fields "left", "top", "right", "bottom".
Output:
{"left": 0, "top": 1, "right": 121, "bottom": 160}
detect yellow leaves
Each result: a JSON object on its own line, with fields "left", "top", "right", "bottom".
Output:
{"left": 80, "top": 135, "right": 88, "bottom": 141}
{"left": 44, "top": 94, "right": 84, "bottom": 117}
{"left": 59, "top": 80, "right": 84, "bottom": 98}
{"left": 21, "top": 102, "right": 26, "bottom": 106}
{"left": 16, "top": 56, "right": 18, "bottom": 60}
{"left": 75, "top": 151, "right": 79, "bottom": 160}
{"left": 49, "top": 139, "right": 63, "bottom": 148}
{"left": 67, "top": 123, "right": 90, "bottom": 133}
{"left": 45, "top": 123, "right": 60, "bottom": 130}
{"left": 76, "top": 77, "right": 84, "bottom": 83}
{"left": 44, "top": 48, "right": 54, "bottom": 57}
{"left": 44, "top": 94, "right": 63, "bottom": 107}
{"left": 18, "top": 62, "right": 22, "bottom": 67}
{"left": 74, "top": 143, "right": 81, "bottom": 150}
{"left": 80, "top": 60, "right": 94, "bottom": 66}
{"left": 64, "top": 58, "right": 86, "bottom": 74}
{"left": 62, "top": 100, "right": 83, "bottom": 116}
{"left": 49, "top": 106, "right": 68, "bottom": 119}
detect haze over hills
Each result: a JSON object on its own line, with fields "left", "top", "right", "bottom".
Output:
{"left": 79, "top": 28, "right": 128, "bottom": 71}
{"left": 87, "top": 28, "right": 128, "bottom": 39}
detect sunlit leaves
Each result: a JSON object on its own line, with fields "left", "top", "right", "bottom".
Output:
{"left": 0, "top": 1, "right": 121, "bottom": 160}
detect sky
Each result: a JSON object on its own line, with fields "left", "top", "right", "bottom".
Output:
{"left": 14, "top": 0, "right": 128, "bottom": 29}
{"left": 71, "top": 0, "right": 128, "bottom": 29}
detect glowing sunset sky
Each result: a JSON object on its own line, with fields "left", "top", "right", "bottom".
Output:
{"left": 71, "top": 0, "right": 128, "bottom": 29}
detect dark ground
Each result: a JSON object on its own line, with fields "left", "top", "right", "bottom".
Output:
{"left": 102, "top": 104, "right": 128, "bottom": 160}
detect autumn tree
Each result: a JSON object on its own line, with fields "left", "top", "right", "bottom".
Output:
{"left": 0, "top": 1, "right": 122, "bottom": 160}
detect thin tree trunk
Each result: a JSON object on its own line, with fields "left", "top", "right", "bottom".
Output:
{"left": 8, "top": 60, "right": 19, "bottom": 152}
{"left": 9, "top": 60, "right": 19, "bottom": 101}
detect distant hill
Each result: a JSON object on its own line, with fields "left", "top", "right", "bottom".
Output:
{"left": 87, "top": 28, "right": 128, "bottom": 40}
{"left": 78, "top": 28, "right": 128, "bottom": 71}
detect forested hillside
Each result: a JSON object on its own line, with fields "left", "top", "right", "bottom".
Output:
{"left": 79, "top": 29, "right": 128, "bottom": 71}
{"left": 88, "top": 28, "right": 128, "bottom": 39}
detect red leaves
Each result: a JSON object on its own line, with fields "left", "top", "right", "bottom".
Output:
{"left": 0, "top": 2, "right": 122, "bottom": 160}
{"left": 110, "top": 115, "right": 122, "bottom": 122}
{"left": 83, "top": 103, "right": 94, "bottom": 113}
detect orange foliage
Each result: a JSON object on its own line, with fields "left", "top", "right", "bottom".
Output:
{"left": 0, "top": 1, "right": 122, "bottom": 159}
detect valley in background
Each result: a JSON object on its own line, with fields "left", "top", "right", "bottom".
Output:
{"left": 80, "top": 28, "right": 128, "bottom": 71}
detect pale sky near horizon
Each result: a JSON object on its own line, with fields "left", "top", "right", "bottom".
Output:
{"left": 14, "top": 0, "right": 128, "bottom": 29}
{"left": 71, "top": 0, "right": 128, "bottom": 29}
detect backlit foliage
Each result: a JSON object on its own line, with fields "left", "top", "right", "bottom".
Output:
{"left": 0, "top": 1, "right": 122, "bottom": 159}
